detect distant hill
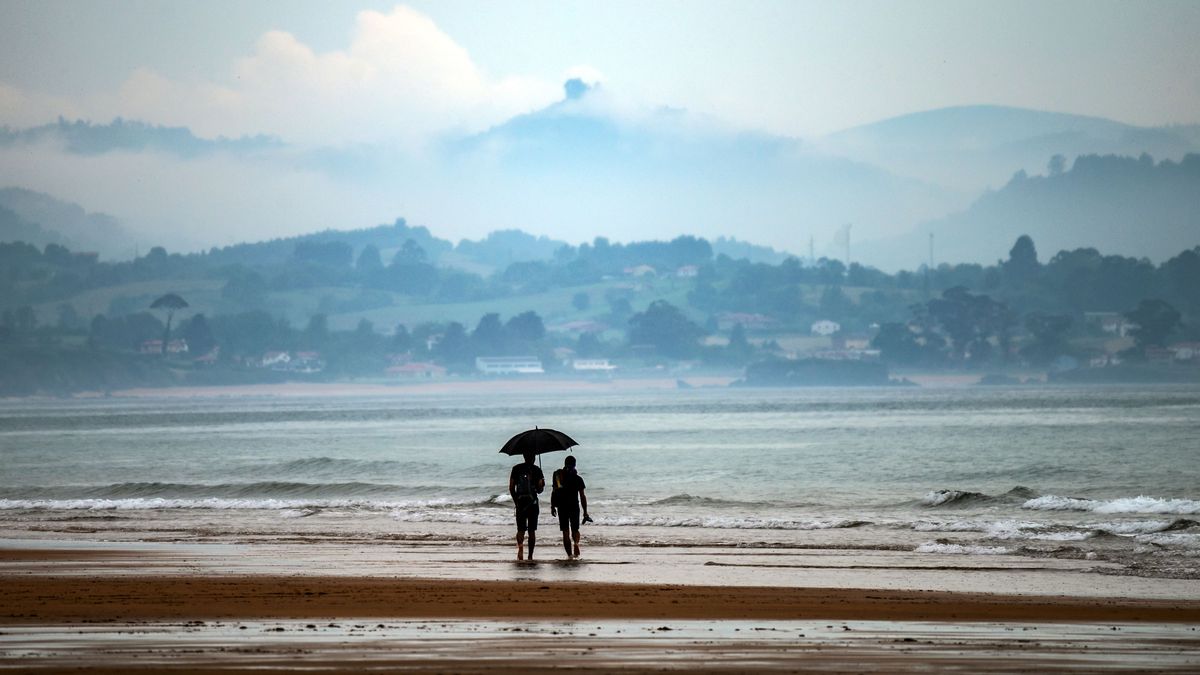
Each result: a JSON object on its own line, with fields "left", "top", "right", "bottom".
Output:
{"left": 0, "top": 187, "right": 135, "bottom": 259}
{"left": 0, "top": 204, "right": 66, "bottom": 249}
{"left": 857, "top": 153, "right": 1200, "bottom": 268}
{"left": 439, "top": 80, "right": 965, "bottom": 251}
{"left": 821, "top": 105, "right": 1199, "bottom": 192}
{"left": 200, "top": 217, "right": 454, "bottom": 268}
{"left": 0, "top": 118, "right": 281, "bottom": 158}
{"left": 710, "top": 236, "right": 794, "bottom": 264}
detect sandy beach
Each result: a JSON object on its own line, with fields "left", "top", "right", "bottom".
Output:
{"left": 3, "top": 542, "right": 1199, "bottom": 672}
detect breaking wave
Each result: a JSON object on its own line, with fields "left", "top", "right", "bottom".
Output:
{"left": 0, "top": 494, "right": 508, "bottom": 511}
{"left": 921, "top": 486, "right": 1037, "bottom": 507}
{"left": 1022, "top": 495, "right": 1200, "bottom": 515}
{"left": 915, "top": 542, "right": 1010, "bottom": 555}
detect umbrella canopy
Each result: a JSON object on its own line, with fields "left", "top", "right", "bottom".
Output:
{"left": 499, "top": 427, "right": 578, "bottom": 456}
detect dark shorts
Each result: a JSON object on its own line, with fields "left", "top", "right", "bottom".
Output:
{"left": 515, "top": 502, "right": 538, "bottom": 533}
{"left": 557, "top": 507, "right": 580, "bottom": 533}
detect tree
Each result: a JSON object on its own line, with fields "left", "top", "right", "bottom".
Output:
{"left": 472, "top": 313, "right": 506, "bottom": 354}
{"left": 303, "top": 314, "right": 329, "bottom": 349}
{"left": 149, "top": 293, "right": 188, "bottom": 355}
{"left": 433, "top": 322, "right": 471, "bottom": 367}
{"left": 628, "top": 300, "right": 703, "bottom": 358}
{"left": 356, "top": 244, "right": 383, "bottom": 276}
{"left": 576, "top": 331, "right": 603, "bottom": 357}
{"left": 181, "top": 313, "right": 217, "bottom": 356}
{"left": 506, "top": 311, "right": 546, "bottom": 344}
{"left": 1021, "top": 313, "right": 1073, "bottom": 366}
{"left": 1125, "top": 299, "right": 1182, "bottom": 352}
{"left": 1004, "top": 235, "right": 1039, "bottom": 283}
{"left": 726, "top": 323, "right": 753, "bottom": 364}
{"left": 294, "top": 240, "right": 353, "bottom": 268}
{"left": 394, "top": 239, "right": 427, "bottom": 265}
{"left": 872, "top": 322, "right": 925, "bottom": 365}
{"left": 924, "top": 287, "right": 1011, "bottom": 365}
{"left": 391, "top": 324, "right": 412, "bottom": 353}
{"left": 572, "top": 291, "right": 591, "bottom": 312}
{"left": 1047, "top": 154, "right": 1066, "bottom": 176}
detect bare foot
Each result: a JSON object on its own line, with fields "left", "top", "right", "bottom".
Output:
{"left": 573, "top": 544, "right": 580, "bottom": 558}
{"left": 517, "top": 546, "right": 524, "bottom": 561}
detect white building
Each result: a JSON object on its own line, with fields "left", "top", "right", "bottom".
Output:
{"left": 810, "top": 319, "right": 841, "bottom": 336}
{"left": 475, "top": 356, "right": 545, "bottom": 375}
{"left": 572, "top": 359, "right": 616, "bottom": 372}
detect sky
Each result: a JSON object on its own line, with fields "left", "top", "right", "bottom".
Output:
{"left": 3, "top": 0, "right": 1199, "bottom": 142}
{"left": 0, "top": 1, "right": 1198, "bottom": 259}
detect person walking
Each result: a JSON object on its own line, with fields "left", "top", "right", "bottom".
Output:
{"left": 509, "top": 451, "right": 544, "bottom": 561}
{"left": 550, "top": 454, "right": 589, "bottom": 560}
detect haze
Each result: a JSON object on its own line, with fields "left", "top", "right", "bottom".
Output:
{"left": 1, "top": 0, "right": 1199, "bottom": 267}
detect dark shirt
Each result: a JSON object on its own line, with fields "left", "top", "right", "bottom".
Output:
{"left": 552, "top": 468, "right": 586, "bottom": 511}
{"left": 510, "top": 463, "right": 544, "bottom": 505}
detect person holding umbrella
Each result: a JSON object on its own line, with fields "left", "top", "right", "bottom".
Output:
{"left": 500, "top": 428, "right": 578, "bottom": 562}
{"left": 508, "top": 451, "right": 544, "bottom": 561}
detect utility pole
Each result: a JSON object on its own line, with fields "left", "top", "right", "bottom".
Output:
{"left": 924, "top": 233, "right": 933, "bottom": 298}
{"left": 844, "top": 223, "right": 852, "bottom": 268}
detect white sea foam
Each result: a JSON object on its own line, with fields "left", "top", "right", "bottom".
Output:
{"left": 0, "top": 497, "right": 498, "bottom": 511}
{"left": 387, "top": 510, "right": 869, "bottom": 531}
{"left": 1135, "top": 533, "right": 1200, "bottom": 549}
{"left": 1086, "top": 520, "right": 1180, "bottom": 535}
{"left": 914, "top": 542, "right": 1010, "bottom": 555}
{"left": 1022, "top": 495, "right": 1200, "bottom": 515}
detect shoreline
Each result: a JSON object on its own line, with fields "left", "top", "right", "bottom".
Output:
{"left": 6, "top": 573, "right": 1200, "bottom": 624}
{"left": 3, "top": 371, "right": 1099, "bottom": 401}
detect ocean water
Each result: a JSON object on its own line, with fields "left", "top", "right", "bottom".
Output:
{"left": 1, "top": 385, "right": 1198, "bottom": 577}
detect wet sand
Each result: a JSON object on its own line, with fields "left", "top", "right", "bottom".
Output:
{"left": 3, "top": 545, "right": 1200, "bottom": 672}
{"left": 6, "top": 572, "right": 1200, "bottom": 624}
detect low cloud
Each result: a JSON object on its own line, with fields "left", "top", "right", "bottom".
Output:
{"left": 3, "top": 5, "right": 570, "bottom": 147}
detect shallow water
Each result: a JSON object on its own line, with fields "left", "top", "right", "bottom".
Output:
{"left": 2, "top": 384, "right": 1198, "bottom": 577}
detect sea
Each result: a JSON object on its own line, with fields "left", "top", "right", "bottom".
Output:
{"left": 1, "top": 385, "right": 1198, "bottom": 578}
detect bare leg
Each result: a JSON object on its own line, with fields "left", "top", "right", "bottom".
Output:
{"left": 562, "top": 530, "right": 572, "bottom": 558}
{"left": 516, "top": 532, "right": 524, "bottom": 561}
{"left": 572, "top": 529, "right": 581, "bottom": 558}
{"left": 527, "top": 532, "right": 536, "bottom": 560}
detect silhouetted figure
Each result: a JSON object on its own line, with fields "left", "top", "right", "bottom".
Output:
{"left": 550, "top": 455, "right": 589, "bottom": 560}
{"left": 509, "top": 452, "right": 544, "bottom": 561}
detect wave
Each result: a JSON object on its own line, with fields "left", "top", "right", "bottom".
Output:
{"left": 237, "top": 456, "right": 442, "bottom": 479}
{"left": 914, "top": 542, "right": 1010, "bottom": 555}
{"left": 647, "top": 494, "right": 780, "bottom": 508}
{"left": 921, "top": 486, "right": 1037, "bottom": 507}
{"left": 0, "top": 494, "right": 507, "bottom": 511}
{"left": 389, "top": 509, "right": 872, "bottom": 531}
{"left": 907, "top": 517, "right": 1199, "bottom": 544}
{"left": 1022, "top": 495, "right": 1200, "bottom": 515}
{"left": 2, "top": 481, "right": 505, "bottom": 501}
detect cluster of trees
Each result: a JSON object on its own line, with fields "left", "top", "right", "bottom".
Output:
{"left": 4, "top": 214, "right": 1200, "bottom": 392}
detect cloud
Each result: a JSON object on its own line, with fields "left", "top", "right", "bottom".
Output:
{"left": 4, "top": 5, "right": 567, "bottom": 147}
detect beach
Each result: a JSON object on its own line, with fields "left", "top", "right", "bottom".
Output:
{"left": 3, "top": 385, "right": 1199, "bottom": 671}
{"left": 3, "top": 540, "right": 1200, "bottom": 672}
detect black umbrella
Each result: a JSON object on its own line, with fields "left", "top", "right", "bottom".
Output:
{"left": 498, "top": 427, "right": 578, "bottom": 456}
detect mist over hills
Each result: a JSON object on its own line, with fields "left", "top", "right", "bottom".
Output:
{"left": 1, "top": 85, "right": 1198, "bottom": 269}
{"left": 435, "top": 80, "right": 964, "bottom": 252}
{"left": 0, "top": 118, "right": 282, "bottom": 158}
{"left": 0, "top": 187, "right": 135, "bottom": 259}
{"left": 821, "top": 105, "right": 1200, "bottom": 193}
{"left": 859, "top": 153, "right": 1200, "bottom": 268}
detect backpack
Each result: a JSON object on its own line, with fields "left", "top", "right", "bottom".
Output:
{"left": 514, "top": 465, "right": 537, "bottom": 506}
